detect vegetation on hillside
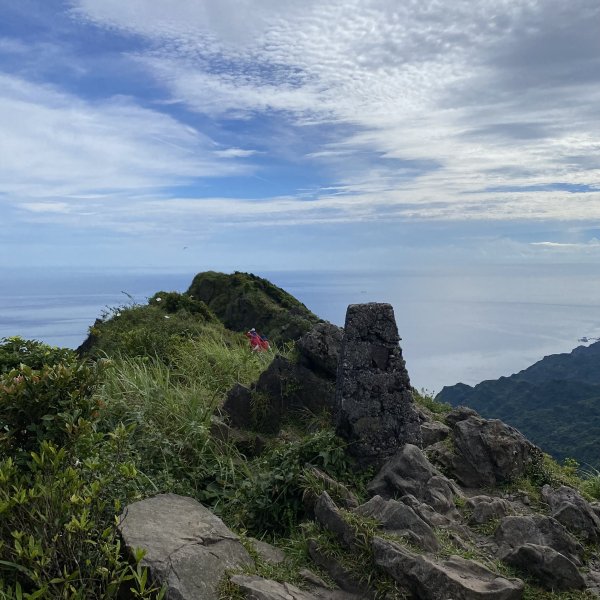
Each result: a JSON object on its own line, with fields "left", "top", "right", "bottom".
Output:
{"left": 2, "top": 275, "right": 600, "bottom": 599}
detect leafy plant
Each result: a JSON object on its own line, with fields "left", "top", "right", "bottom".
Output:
{"left": 0, "top": 337, "right": 74, "bottom": 373}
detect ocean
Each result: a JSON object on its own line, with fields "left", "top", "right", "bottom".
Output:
{"left": 2, "top": 266, "right": 600, "bottom": 392}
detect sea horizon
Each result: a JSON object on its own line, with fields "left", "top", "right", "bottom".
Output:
{"left": 2, "top": 265, "right": 600, "bottom": 393}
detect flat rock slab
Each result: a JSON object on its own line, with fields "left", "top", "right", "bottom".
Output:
{"left": 118, "top": 493, "right": 252, "bottom": 600}
{"left": 230, "top": 574, "right": 317, "bottom": 600}
{"left": 373, "top": 537, "right": 524, "bottom": 600}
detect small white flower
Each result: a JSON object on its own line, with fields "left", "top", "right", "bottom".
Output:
{"left": 164, "top": 315, "right": 170, "bottom": 319}
{"left": 115, "top": 312, "right": 121, "bottom": 317}
{"left": 74, "top": 459, "right": 82, "bottom": 467}
{"left": 156, "top": 297, "right": 162, "bottom": 302}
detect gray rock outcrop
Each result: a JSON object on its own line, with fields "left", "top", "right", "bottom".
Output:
{"left": 314, "top": 492, "right": 357, "bottom": 548}
{"left": 541, "top": 484, "right": 600, "bottom": 543}
{"left": 373, "top": 537, "right": 524, "bottom": 600}
{"left": 118, "top": 494, "right": 252, "bottom": 600}
{"left": 445, "top": 416, "right": 537, "bottom": 488}
{"left": 334, "top": 303, "right": 421, "bottom": 467}
{"left": 355, "top": 495, "right": 439, "bottom": 552}
{"left": 230, "top": 574, "right": 318, "bottom": 600}
{"left": 503, "top": 543, "right": 585, "bottom": 591}
{"left": 466, "top": 496, "right": 514, "bottom": 526}
{"left": 494, "top": 515, "right": 584, "bottom": 565}
{"left": 368, "top": 443, "right": 459, "bottom": 516}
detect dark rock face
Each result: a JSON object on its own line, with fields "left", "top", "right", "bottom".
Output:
{"left": 373, "top": 537, "right": 524, "bottom": 600}
{"left": 446, "top": 416, "right": 537, "bottom": 488}
{"left": 495, "top": 515, "right": 584, "bottom": 566}
{"left": 445, "top": 406, "right": 480, "bottom": 428}
{"left": 355, "top": 495, "right": 439, "bottom": 552}
{"left": 297, "top": 322, "right": 344, "bottom": 378}
{"left": 334, "top": 303, "right": 421, "bottom": 467}
{"left": 503, "top": 543, "right": 585, "bottom": 591}
{"left": 118, "top": 494, "right": 252, "bottom": 600}
{"left": 367, "top": 444, "right": 459, "bottom": 516}
{"left": 541, "top": 485, "right": 600, "bottom": 543}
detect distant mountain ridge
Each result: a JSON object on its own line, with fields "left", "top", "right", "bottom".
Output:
{"left": 436, "top": 341, "right": 600, "bottom": 466}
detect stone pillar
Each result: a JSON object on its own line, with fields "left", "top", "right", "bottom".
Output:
{"left": 334, "top": 303, "right": 421, "bottom": 467}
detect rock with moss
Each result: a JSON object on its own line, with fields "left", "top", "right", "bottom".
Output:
{"left": 187, "top": 271, "right": 320, "bottom": 342}
{"left": 373, "top": 537, "right": 524, "bottom": 600}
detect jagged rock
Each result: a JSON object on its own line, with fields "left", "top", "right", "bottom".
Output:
{"left": 299, "top": 569, "right": 329, "bottom": 588}
{"left": 400, "top": 494, "right": 453, "bottom": 527}
{"left": 230, "top": 574, "right": 317, "bottom": 600}
{"left": 541, "top": 485, "right": 600, "bottom": 543}
{"left": 367, "top": 444, "right": 459, "bottom": 516}
{"left": 447, "top": 416, "right": 537, "bottom": 488}
{"left": 118, "top": 494, "right": 252, "bottom": 600}
{"left": 495, "top": 515, "right": 584, "bottom": 566}
{"left": 314, "top": 492, "right": 357, "bottom": 547}
{"left": 334, "top": 303, "right": 421, "bottom": 467}
{"left": 249, "top": 539, "right": 286, "bottom": 565}
{"left": 466, "top": 496, "right": 514, "bottom": 526}
{"left": 297, "top": 322, "right": 344, "bottom": 378}
{"left": 503, "top": 543, "right": 585, "bottom": 591}
{"left": 591, "top": 501, "right": 600, "bottom": 520}
{"left": 302, "top": 466, "right": 359, "bottom": 514}
{"left": 420, "top": 420, "right": 451, "bottom": 447}
{"left": 223, "top": 356, "right": 334, "bottom": 434}
{"left": 373, "top": 537, "right": 524, "bottom": 599}
{"left": 355, "top": 495, "right": 439, "bottom": 552}
{"left": 445, "top": 406, "right": 479, "bottom": 428}
{"left": 307, "top": 540, "right": 375, "bottom": 598}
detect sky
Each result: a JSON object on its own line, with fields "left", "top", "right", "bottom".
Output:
{"left": 0, "top": 0, "right": 599, "bottom": 273}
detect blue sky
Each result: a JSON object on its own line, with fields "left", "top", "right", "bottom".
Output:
{"left": 1, "top": 0, "right": 600, "bottom": 273}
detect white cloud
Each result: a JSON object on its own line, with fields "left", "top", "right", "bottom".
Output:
{"left": 0, "top": 72, "right": 250, "bottom": 202}
{"left": 69, "top": 0, "right": 600, "bottom": 224}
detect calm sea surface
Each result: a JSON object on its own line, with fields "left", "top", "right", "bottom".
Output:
{"left": 2, "top": 267, "right": 600, "bottom": 392}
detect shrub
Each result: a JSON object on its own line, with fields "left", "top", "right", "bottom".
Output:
{"left": 0, "top": 337, "right": 74, "bottom": 373}
{"left": 0, "top": 361, "right": 101, "bottom": 461}
{"left": 222, "top": 429, "right": 349, "bottom": 535}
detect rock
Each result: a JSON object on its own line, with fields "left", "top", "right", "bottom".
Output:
{"left": 367, "top": 444, "right": 459, "bottom": 516}
{"left": 373, "top": 537, "right": 524, "bottom": 600}
{"left": 249, "top": 539, "right": 286, "bottom": 565}
{"left": 297, "top": 322, "right": 344, "bottom": 379}
{"left": 445, "top": 406, "right": 479, "bottom": 428}
{"left": 420, "top": 420, "right": 451, "bottom": 447}
{"left": 307, "top": 540, "right": 374, "bottom": 598}
{"left": 299, "top": 569, "right": 329, "bottom": 588}
{"left": 230, "top": 574, "right": 317, "bottom": 600}
{"left": 334, "top": 303, "right": 421, "bottom": 467}
{"left": 302, "top": 466, "right": 359, "bottom": 514}
{"left": 503, "top": 543, "right": 585, "bottom": 591}
{"left": 314, "top": 492, "right": 356, "bottom": 547}
{"left": 541, "top": 485, "right": 600, "bottom": 543}
{"left": 495, "top": 515, "right": 584, "bottom": 565}
{"left": 355, "top": 495, "right": 439, "bottom": 552}
{"left": 223, "top": 356, "right": 335, "bottom": 435}
{"left": 466, "top": 496, "right": 513, "bottom": 526}
{"left": 223, "top": 383, "right": 253, "bottom": 429}
{"left": 447, "top": 416, "right": 537, "bottom": 488}
{"left": 400, "top": 494, "right": 453, "bottom": 527}
{"left": 118, "top": 494, "right": 252, "bottom": 600}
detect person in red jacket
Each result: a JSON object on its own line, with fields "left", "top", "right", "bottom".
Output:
{"left": 245, "top": 328, "right": 270, "bottom": 351}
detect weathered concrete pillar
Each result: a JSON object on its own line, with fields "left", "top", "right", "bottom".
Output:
{"left": 334, "top": 303, "right": 421, "bottom": 467}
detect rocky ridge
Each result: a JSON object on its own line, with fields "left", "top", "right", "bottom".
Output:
{"left": 117, "top": 301, "right": 600, "bottom": 599}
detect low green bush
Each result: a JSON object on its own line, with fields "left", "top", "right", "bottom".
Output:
{"left": 0, "top": 337, "right": 74, "bottom": 373}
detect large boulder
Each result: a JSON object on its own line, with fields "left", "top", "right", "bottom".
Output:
{"left": 373, "top": 537, "right": 524, "bottom": 600}
{"left": 367, "top": 444, "right": 459, "bottom": 516}
{"left": 446, "top": 416, "right": 537, "bottom": 488}
{"left": 355, "top": 495, "right": 439, "bottom": 552}
{"left": 334, "top": 303, "right": 421, "bottom": 467}
{"left": 118, "top": 494, "right": 252, "bottom": 600}
{"left": 466, "top": 496, "right": 514, "bottom": 526}
{"left": 541, "top": 485, "right": 600, "bottom": 543}
{"left": 503, "top": 543, "right": 585, "bottom": 591}
{"left": 494, "top": 515, "right": 584, "bottom": 566}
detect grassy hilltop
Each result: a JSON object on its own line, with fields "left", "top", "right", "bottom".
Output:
{"left": 1, "top": 272, "right": 600, "bottom": 599}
